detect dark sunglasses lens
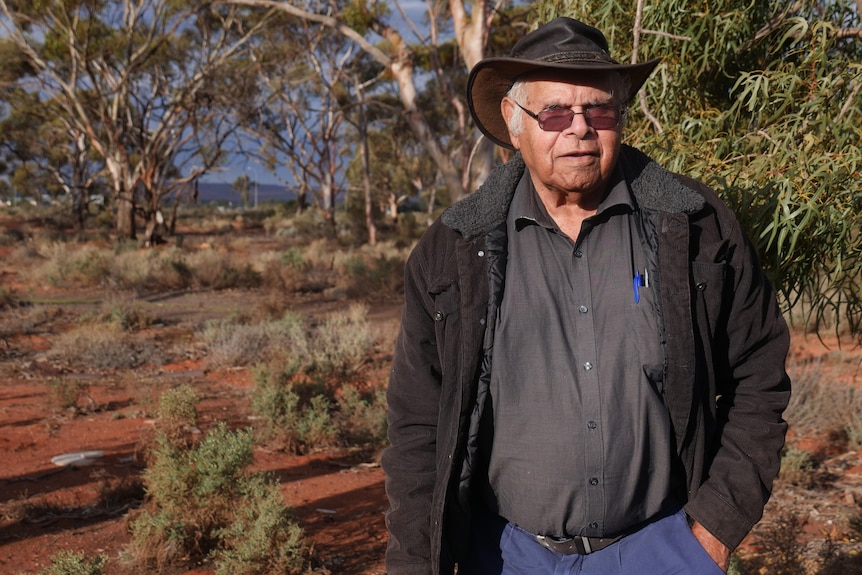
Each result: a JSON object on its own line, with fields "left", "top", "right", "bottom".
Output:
{"left": 535, "top": 107, "right": 620, "bottom": 131}
{"left": 585, "top": 107, "right": 620, "bottom": 130}
{"left": 536, "top": 109, "right": 575, "bottom": 131}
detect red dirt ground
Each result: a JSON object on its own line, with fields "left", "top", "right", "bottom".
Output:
{"left": 1, "top": 232, "right": 862, "bottom": 574}
{"left": 0, "top": 269, "right": 395, "bottom": 574}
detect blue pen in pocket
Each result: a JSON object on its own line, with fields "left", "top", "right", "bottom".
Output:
{"left": 633, "top": 271, "right": 644, "bottom": 303}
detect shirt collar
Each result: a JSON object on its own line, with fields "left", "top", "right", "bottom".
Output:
{"left": 512, "top": 165, "right": 634, "bottom": 231}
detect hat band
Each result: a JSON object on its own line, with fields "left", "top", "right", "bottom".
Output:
{"left": 530, "top": 51, "right": 619, "bottom": 65}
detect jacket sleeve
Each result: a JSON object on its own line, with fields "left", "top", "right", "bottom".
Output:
{"left": 684, "top": 202, "right": 791, "bottom": 549}
{"left": 381, "top": 238, "right": 443, "bottom": 575}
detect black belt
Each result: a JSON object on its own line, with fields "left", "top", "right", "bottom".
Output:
{"left": 535, "top": 533, "right": 624, "bottom": 555}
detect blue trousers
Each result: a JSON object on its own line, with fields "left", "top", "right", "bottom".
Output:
{"left": 457, "top": 509, "right": 725, "bottom": 575}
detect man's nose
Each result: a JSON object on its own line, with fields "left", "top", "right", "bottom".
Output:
{"left": 564, "top": 111, "right": 593, "bottom": 137}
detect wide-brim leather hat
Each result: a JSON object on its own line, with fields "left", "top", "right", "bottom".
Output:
{"left": 468, "top": 17, "right": 661, "bottom": 149}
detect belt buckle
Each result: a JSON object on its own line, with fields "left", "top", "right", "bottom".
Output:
{"left": 535, "top": 535, "right": 591, "bottom": 555}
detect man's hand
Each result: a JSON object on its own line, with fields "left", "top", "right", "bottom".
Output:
{"left": 690, "top": 520, "right": 731, "bottom": 572}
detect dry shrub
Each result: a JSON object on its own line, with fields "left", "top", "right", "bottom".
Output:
{"left": 0, "top": 494, "right": 34, "bottom": 524}
{"left": 110, "top": 247, "right": 193, "bottom": 291}
{"left": 49, "top": 324, "right": 156, "bottom": 370}
{"left": 735, "top": 513, "right": 805, "bottom": 574}
{"left": 287, "top": 209, "right": 330, "bottom": 241}
{"left": 778, "top": 445, "right": 816, "bottom": 488}
{"left": 199, "top": 312, "right": 307, "bottom": 369}
{"left": 784, "top": 356, "right": 862, "bottom": 439}
{"left": 308, "top": 304, "right": 374, "bottom": 377}
{"left": 100, "top": 298, "right": 155, "bottom": 331}
{"left": 185, "top": 249, "right": 261, "bottom": 290}
{"left": 92, "top": 469, "right": 145, "bottom": 512}
{"left": 47, "top": 377, "right": 93, "bottom": 413}
{"left": 334, "top": 243, "right": 407, "bottom": 301}
{"left": 0, "top": 286, "right": 18, "bottom": 310}
{"left": 30, "top": 242, "right": 112, "bottom": 287}
{"left": 257, "top": 248, "right": 317, "bottom": 293}
{"left": 731, "top": 513, "right": 862, "bottom": 575}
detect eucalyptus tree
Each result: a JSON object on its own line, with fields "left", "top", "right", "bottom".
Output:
{"left": 247, "top": 12, "right": 354, "bottom": 234}
{"left": 533, "top": 0, "right": 862, "bottom": 340}
{"left": 0, "top": 0, "right": 273, "bottom": 242}
{"left": 222, "top": 0, "right": 527, "bottom": 204}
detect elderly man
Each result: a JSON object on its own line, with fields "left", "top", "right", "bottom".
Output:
{"left": 382, "top": 17, "right": 790, "bottom": 575}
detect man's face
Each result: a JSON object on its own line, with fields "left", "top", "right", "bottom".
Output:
{"left": 502, "top": 72, "right": 623, "bottom": 202}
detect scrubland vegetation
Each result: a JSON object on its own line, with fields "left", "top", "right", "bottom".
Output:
{"left": 0, "top": 204, "right": 410, "bottom": 574}
{"left": 2, "top": 204, "right": 861, "bottom": 574}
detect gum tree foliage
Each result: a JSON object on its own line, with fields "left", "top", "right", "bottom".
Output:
{"left": 0, "top": 38, "right": 104, "bottom": 232}
{"left": 223, "top": 0, "right": 533, "bottom": 205}
{"left": 0, "top": 81, "right": 105, "bottom": 234}
{"left": 244, "top": 10, "right": 355, "bottom": 233}
{"left": 534, "top": 0, "right": 862, "bottom": 341}
{"left": 0, "top": 0, "right": 272, "bottom": 241}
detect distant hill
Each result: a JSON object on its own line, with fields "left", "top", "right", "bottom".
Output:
{"left": 196, "top": 182, "right": 296, "bottom": 204}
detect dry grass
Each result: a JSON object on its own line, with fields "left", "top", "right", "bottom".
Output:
{"left": 784, "top": 356, "right": 862, "bottom": 443}
{"left": 48, "top": 324, "right": 157, "bottom": 370}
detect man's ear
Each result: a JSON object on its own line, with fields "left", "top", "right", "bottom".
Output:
{"left": 501, "top": 97, "right": 520, "bottom": 150}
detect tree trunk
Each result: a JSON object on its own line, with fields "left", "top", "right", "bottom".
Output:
{"left": 115, "top": 193, "right": 136, "bottom": 240}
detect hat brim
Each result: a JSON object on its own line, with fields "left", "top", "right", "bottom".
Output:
{"left": 468, "top": 57, "right": 661, "bottom": 149}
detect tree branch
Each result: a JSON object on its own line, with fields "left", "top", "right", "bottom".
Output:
{"left": 216, "top": 0, "right": 393, "bottom": 67}
{"left": 631, "top": 0, "right": 662, "bottom": 133}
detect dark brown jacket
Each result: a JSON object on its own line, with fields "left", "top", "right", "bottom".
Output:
{"left": 382, "top": 146, "right": 790, "bottom": 575}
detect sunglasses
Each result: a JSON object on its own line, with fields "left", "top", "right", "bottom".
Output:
{"left": 515, "top": 102, "right": 625, "bottom": 131}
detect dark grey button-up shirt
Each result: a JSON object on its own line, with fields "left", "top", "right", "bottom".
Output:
{"left": 485, "top": 169, "right": 678, "bottom": 538}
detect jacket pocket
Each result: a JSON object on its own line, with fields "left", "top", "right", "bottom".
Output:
{"left": 428, "top": 281, "right": 460, "bottom": 366}
{"left": 691, "top": 261, "right": 725, "bottom": 333}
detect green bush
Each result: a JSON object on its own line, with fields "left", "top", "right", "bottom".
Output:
{"left": 127, "top": 421, "right": 308, "bottom": 573}
{"left": 250, "top": 363, "right": 337, "bottom": 453}
{"left": 251, "top": 363, "right": 388, "bottom": 453}
{"left": 39, "top": 550, "right": 107, "bottom": 575}
{"left": 157, "top": 384, "right": 199, "bottom": 441}
{"left": 336, "top": 385, "right": 388, "bottom": 446}
{"left": 212, "top": 474, "right": 307, "bottom": 575}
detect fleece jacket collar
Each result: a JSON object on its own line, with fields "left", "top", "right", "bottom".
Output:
{"left": 442, "top": 144, "right": 705, "bottom": 240}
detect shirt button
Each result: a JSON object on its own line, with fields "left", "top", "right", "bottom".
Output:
{"left": 589, "top": 522, "right": 599, "bottom": 529}
{"left": 433, "top": 311, "right": 444, "bottom": 321}
{"left": 578, "top": 305, "right": 588, "bottom": 314}
{"left": 584, "top": 362, "right": 593, "bottom": 371}
{"left": 587, "top": 421, "right": 597, "bottom": 430}
{"left": 589, "top": 477, "right": 599, "bottom": 486}
{"left": 574, "top": 250, "right": 583, "bottom": 258}
{"left": 478, "top": 250, "right": 485, "bottom": 257}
